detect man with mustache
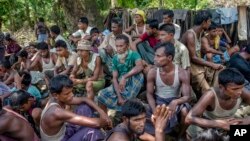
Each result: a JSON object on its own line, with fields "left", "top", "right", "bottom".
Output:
{"left": 105, "top": 99, "right": 170, "bottom": 141}
{"left": 146, "top": 42, "right": 191, "bottom": 140}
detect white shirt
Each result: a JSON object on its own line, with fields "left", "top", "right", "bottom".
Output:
{"left": 72, "top": 26, "right": 93, "bottom": 38}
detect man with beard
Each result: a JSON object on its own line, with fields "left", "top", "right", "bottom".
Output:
{"left": 97, "top": 34, "right": 144, "bottom": 113}
{"left": 105, "top": 99, "right": 170, "bottom": 141}
{"left": 146, "top": 42, "right": 191, "bottom": 140}
{"left": 181, "top": 10, "right": 224, "bottom": 97}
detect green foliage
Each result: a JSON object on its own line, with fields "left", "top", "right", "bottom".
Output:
{"left": 0, "top": 0, "right": 213, "bottom": 32}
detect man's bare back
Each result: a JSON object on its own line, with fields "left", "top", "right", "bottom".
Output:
{"left": 0, "top": 108, "right": 39, "bottom": 141}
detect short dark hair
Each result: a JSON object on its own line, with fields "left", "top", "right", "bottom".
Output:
{"left": 159, "top": 23, "right": 175, "bottom": 34}
{"left": 79, "top": 17, "right": 89, "bottom": 25}
{"left": 55, "top": 40, "right": 67, "bottom": 49}
{"left": 218, "top": 68, "right": 245, "bottom": 87}
{"left": 10, "top": 90, "right": 32, "bottom": 106}
{"left": 208, "top": 22, "right": 218, "bottom": 31}
{"left": 111, "top": 17, "right": 123, "bottom": 28}
{"left": 122, "top": 99, "right": 146, "bottom": 118}
{"left": 193, "top": 129, "right": 229, "bottom": 141}
{"left": 90, "top": 27, "right": 100, "bottom": 35}
{"left": 155, "top": 42, "right": 175, "bottom": 60}
{"left": 194, "top": 10, "right": 212, "bottom": 26}
{"left": 245, "top": 44, "right": 250, "bottom": 54}
{"left": 163, "top": 9, "right": 174, "bottom": 18}
{"left": 115, "top": 34, "right": 129, "bottom": 45}
{"left": 18, "top": 71, "right": 32, "bottom": 87}
{"left": 18, "top": 50, "right": 28, "bottom": 58}
{"left": 37, "top": 42, "right": 49, "bottom": 50}
{"left": 50, "top": 25, "right": 61, "bottom": 35}
{"left": 146, "top": 19, "right": 159, "bottom": 30}
{"left": 0, "top": 59, "right": 11, "bottom": 69}
{"left": 49, "top": 75, "right": 73, "bottom": 94}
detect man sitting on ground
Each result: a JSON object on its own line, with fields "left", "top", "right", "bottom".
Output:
{"left": 97, "top": 34, "right": 144, "bottom": 113}
{"left": 54, "top": 40, "right": 78, "bottom": 76}
{"left": 70, "top": 40, "right": 105, "bottom": 100}
{"left": 185, "top": 68, "right": 250, "bottom": 139}
{"left": 40, "top": 75, "right": 111, "bottom": 141}
{"left": 146, "top": 42, "right": 191, "bottom": 139}
{"left": 132, "top": 19, "right": 160, "bottom": 65}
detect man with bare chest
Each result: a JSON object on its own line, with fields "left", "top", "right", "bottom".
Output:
{"left": 146, "top": 42, "right": 191, "bottom": 140}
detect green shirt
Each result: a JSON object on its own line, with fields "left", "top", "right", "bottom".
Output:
{"left": 112, "top": 50, "right": 141, "bottom": 78}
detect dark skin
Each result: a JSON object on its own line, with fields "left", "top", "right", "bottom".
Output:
{"left": 0, "top": 107, "right": 38, "bottom": 141}
{"left": 131, "top": 24, "right": 159, "bottom": 51}
{"left": 70, "top": 50, "right": 104, "bottom": 100}
{"left": 30, "top": 49, "right": 57, "bottom": 71}
{"left": 152, "top": 104, "right": 170, "bottom": 141}
{"left": 147, "top": 47, "right": 191, "bottom": 139}
{"left": 107, "top": 113, "right": 155, "bottom": 141}
{"left": 54, "top": 48, "right": 73, "bottom": 75}
{"left": 125, "top": 14, "right": 145, "bottom": 39}
{"left": 0, "top": 65, "right": 16, "bottom": 85}
{"left": 185, "top": 83, "right": 250, "bottom": 131}
{"left": 40, "top": 87, "right": 112, "bottom": 136}
{"left": 147, "top": 47, "right": 191, "bottom": 115}
{"left": 99, "top": 39, "right": 144, "bottom": 113}
{"left": 181, "top": 21, "right": 224, "bottom": 70}
{"left": 12, "top": 57, "right": 31, "bottom": 72}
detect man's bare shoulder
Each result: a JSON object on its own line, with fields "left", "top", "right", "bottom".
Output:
{"left": 107, "top": 132, "right": 130, "bottom": 141}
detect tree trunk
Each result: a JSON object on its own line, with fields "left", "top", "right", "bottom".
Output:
{"left": 59, "top": 0, "right": 103, "bottom": 32}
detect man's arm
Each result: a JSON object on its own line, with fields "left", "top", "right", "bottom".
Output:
{"left": 29, "top": 54, "right": 42, "bottom": 70}
{"left": 122, "top": 60, "right": 143, "bottom": 79}
{"left": 185, "top": 91, "right": 234, "bottom": 130}
{"left": 201, "top": 37, "right": 223, "bottom": 55}
{"left": 238, "top": 89, "right": 250, "bottom": 125}
{"left": 54, "top": 107, "right": 107, "bottom": 128}
{"left": 186, "top": 32, "right": 220, "bottom": 69}
{"left": 167, "top": 68, "right": 191, "bottom": 118}
{"left": 146, "top": 68, "right": 157, "bottom": 112}
{"left": 59, "top": 65, "right": 74, "bottom": 75}
{"left": 87, "top": 56, "right": 101, "bottom": 81}
{"left": 131, "top": 38, "right": 142, "bottom": 51}
{"left": 113, "top": 70, "right": 121, "bottom": 97}
{"left": 3, "top": 73, "right": 15, "bottom": 85}
{"left": 175, "top": 69, "right": 191, "bottom": 105}
{"left": 68, "top": 97, "right": 106, "bottom": 115}
{"left": 124, "top": 25, "right": 134, "bottom": 34}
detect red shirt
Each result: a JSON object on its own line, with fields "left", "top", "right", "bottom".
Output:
{"left": 140, "top": 33, "right": 160, "bottom": 48}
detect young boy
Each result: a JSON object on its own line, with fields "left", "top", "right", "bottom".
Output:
{"left": 40, "top": 75, "right": 111, "bottom": 141}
